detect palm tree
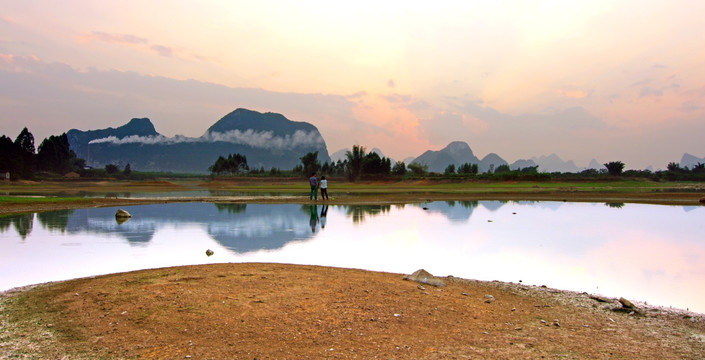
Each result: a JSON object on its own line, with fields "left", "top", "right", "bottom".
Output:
{"left": 345, "top": 145, "right": 366, "bottom": 181}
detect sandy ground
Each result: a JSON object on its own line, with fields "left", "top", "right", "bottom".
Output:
{"left": 1, "top": 179, "right": 705, "bottom": 358}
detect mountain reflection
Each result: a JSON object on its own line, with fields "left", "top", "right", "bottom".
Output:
{"left": 419, "top": 201, "right": 480, "bottom": 222}
{"left": 0, "top": 203, "right": 326, "bottom": 253}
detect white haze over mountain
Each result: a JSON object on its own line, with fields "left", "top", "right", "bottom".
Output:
{"left": 88, "top": 129, "right": 325, "bottom": 150}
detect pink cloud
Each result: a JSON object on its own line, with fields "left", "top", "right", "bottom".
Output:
{"left": 150, "top": 45, "right": 174, "bottom": 57}
{"left": 85, "top": 31, "right": 148, "bottom": 45}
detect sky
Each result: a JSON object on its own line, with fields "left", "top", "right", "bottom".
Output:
{"left": 1, "top": 0, "right": 704, "bottom": 169}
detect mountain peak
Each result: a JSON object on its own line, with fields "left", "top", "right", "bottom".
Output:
{"left": 122, "top": 118, "right": 157, "bottom": 136}
{"left": 205, "top": 108, "right": 316, "bottom": 137}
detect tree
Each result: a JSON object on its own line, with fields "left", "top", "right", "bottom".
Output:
{"left": 208, "top": 153, "right": 248, "bottom": 175}
{"left": 12, "top": 128, "right": 36, "bottom": 179}
{"left": 444, "top": 164, "right": 456, "bottom": 175}
{"left": 14, "top": 127, "right": 35, "bottom": 154}
{"left": 667, "top": 162, "right": 682, "bottom": 172}
{"left": 604, "top": 161, "right": 625, "bottom": 176}
{"left": 105, "top": 164, "right": 120, "bottom": 174}
{"left": 0, "top": 135, "right": 21, "bottom": 179}
{"left": 123, "top": 163, "right": 132, "bottom": 177}
{"left": 392, "top": 161, "right": 406, "bottom": 176}
{"left": 36, "top": 133, "right": 79, "bottom": 174}
{"left": 458, "top": 162, "right": 478, "bottom": 175}
{"left": 345, "top": 145, "right": 366, "bottom": 181}
{"left": 361, "top": 152, "right": 391, "bottom": 176}
{"left": 495, "top": 164, "right": 511, "bottom": 173}
{"left": 407, "top": 162, "right": 427, "bottom": 176}
{"left": 299, "top": 151, "right": 321, "bottom": 176}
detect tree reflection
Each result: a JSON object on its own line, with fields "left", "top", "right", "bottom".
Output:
{"left": 444, "top": 200, "right": 479, "bottom": 209}
{"left": 0, "top": 213, "right": 35, "bottom": 239}
{"left": 214, "top": 203, "right": 247, "bottom": 214}
{"left": 341, "top": 205, "right": 391, "bottom": 224}
{"left": 605, "top": 202, "right": 625, "bottom": 208}
{"left": 37, "top": 209, "right": 74, "bottom": 233}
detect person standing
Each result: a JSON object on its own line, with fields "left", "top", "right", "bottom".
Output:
{"left": 320, "top": 175, "right": 329, "bottom": 200}
{"left": 309, "top": 172, "right": 318, "bottom": 201}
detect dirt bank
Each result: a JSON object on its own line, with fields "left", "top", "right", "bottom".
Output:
{"left": 1, "top": 264, "right": 704, "bottom": 359}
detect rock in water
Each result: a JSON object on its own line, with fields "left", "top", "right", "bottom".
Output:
{"left": 205, "top": 249, "right": 214, "bottom": 257}
{"left": 115, "top": 209, "right": 132, "bottom": 218}
{"left": 403, "top": 269, "right": 446, "bottom": 287}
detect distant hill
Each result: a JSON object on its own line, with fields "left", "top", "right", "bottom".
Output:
{"left": 509, "top": 159, "right": 537, "bottom": 170}
{"left": 587, "top": 159, "right": 603, "bottom": 170}
{"left": 67, "top": 108, "right": 330, "bottom": 173}
{"left": 681, "top": 153, "right": 705, "bottom": 169}
{"left": 530, "top": 154, "right": 579, "bottom": 173}
{"left": 330, "top": 148, "right": 348, "bottom": 163}
{"left": 412, "top": 141, "right": 483, "bottom": 172}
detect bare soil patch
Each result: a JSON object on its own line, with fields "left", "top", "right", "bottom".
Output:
{"left": 1, "top": 264, "right": 704, "bottom": 359}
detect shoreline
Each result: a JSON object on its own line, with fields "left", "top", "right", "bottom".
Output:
{"left": 2, "top": 190, "right": 704, "bottom": 216}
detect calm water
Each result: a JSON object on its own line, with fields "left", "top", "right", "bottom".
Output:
{"left": 1, "top": 201, "right": 704, "bottom": 313}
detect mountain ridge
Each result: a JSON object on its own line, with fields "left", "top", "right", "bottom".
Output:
{"left": 67, "top": 108, "right": 330, "bottom": 173}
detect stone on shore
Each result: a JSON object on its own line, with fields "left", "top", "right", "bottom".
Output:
{"left": 403, "top": 269, "right": 446, "bottom": 287}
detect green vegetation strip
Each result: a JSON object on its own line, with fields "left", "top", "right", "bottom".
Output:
{"left": 0, "top": 196, "right": 87, "bottom": 205}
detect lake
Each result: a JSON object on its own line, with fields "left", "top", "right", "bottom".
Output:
{"left": 1, "top": 201, "right": 704, "bottom": 313}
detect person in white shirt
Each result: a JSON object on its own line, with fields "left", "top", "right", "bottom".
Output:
{"left": 319, "top": 175, "right": 329, "bottom": 200}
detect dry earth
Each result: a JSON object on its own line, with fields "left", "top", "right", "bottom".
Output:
{"left": 1, "top": 264, "right": 704, "bottom": 359}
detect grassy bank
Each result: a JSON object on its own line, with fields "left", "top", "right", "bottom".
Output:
{"left": 1, "top": 178, "right": 703, "bottom": 215}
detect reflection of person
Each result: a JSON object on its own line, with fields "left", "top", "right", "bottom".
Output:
{"left": 309, "top": 205, "right": 319, "bottom": 232}
{"left": 320, "top": 205, "right": 328, "bottom": 229}
{"left": 320, "top": 176, "right": 329, "bottom": 200}
{"left": 309, "top": 172, "right": 318, "bottom": 201}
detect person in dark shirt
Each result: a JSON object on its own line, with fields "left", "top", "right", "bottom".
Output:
{"left": 309, "top": 172, "right": 318, "bottom": 201}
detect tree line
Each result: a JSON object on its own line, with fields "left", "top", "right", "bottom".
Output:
{"left": 0, "top": 128, "right": 85, "bottom": 180}
{"left": 211, "top": 146, "right": 705, "bottom": 182}
{"left": 3, "top": 127, "right": 703, "bottom": 182}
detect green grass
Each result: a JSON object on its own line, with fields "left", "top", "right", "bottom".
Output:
{"left": 209, "top": 179, "right": 687, "bottom": 194}
{"left": 0, "top": 196, "right": 87, "bottom": 205}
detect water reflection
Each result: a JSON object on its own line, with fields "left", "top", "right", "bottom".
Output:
{"left": 0, "top": 213, "right": 34, "bottom": 239}
{"left": 341, "top": 204, "right": 392, "bottom": 224}
{"left": 2, "top": 201, "right": 704, "bottom": 313}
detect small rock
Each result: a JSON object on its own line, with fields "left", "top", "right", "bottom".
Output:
{"left": 461, "top": 292, "right": 468, "bottom": 296}
{"left": 115, "top": 209, "right": 132, "bottom": 218}
{"left": 417, "top": 285, "right": 426, "bottom": 291}
{"left": 205, "top": 249, "right": 214, "bottom": 256}
{"left": 618, "top": 297, "right": 636, "bottom": 309}
{"left": 484, "top": 295, "right": 495, "bottom": 303}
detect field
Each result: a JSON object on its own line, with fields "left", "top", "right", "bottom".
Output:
{"left": 2, "top": 178, "right": 704, "bottom": 215}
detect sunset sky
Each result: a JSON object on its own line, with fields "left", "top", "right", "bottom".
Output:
{"left": 2, "top": 0, "right": 704, "bottom": 169}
